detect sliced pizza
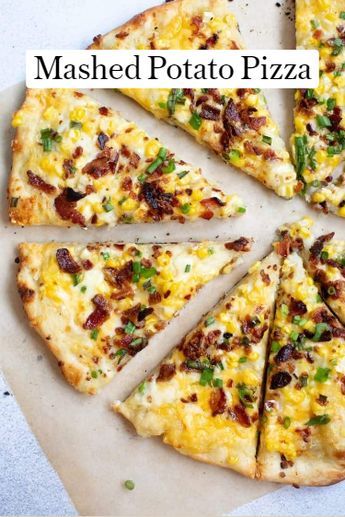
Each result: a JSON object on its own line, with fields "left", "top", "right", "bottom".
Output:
{"left": 17, "top": 239, "right": 250, "bottom": 394}
{"left": 9, "top": 88, "right": 243, "bottom": 226}
{"left": 257, "top": 251, "right": 345, "bottom": 485}
{"left": 89, "top": 0, "right": 298, "bottom": 198}
{"left": 292, "top": 0, "right": 345, "bottom": 216}
{"left": 114, "top": 251, "right": 281, "bottom": 478}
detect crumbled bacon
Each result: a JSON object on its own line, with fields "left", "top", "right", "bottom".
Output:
{"left": 229, "top": 404, "right": 251, "bottom": 428}
{"left": 104, "top": 261, "right": 134, "bottom": 300}
{"left": 223, "top": 99, "right": 242, "bottom": 143}
{"left": 200, "top": 104, "right": 221, "bottom": 120}
{"left": 62, "top": 159, "right": 75, "bottom": 178}
{"left": 260, "top": 270, "right": 271, "bottom": 285}
{"left": 289, "top": 298, "right": 307, "bottom": 316}
{"left": 56, "top": 248, "right": 81, "bottom": 274}
{"left": 82, "top": 259, "right": 93, "bottom": 271}
{"left": 200, "top": 197, "right": 225, "bottom": 210}
{"left": 157, "top": 363, "right": 176, "bottom": 382}
{"left": 275, "top": 344, "right": 294, "bottom": 364}
{"left": 99, "top": 106, "right": 109, "bottom": 116}
{"left": 225, "top": 237, "right": 251, "bottom": 252}
{"left": 27, "top": 170, "right": 56, "bottom": 194}
{"left": 121, "top": 176, "right": 133, "bottom": 191}
{"left": 191, "top": 15, "right": 203, "bottom": 34}
{"left": 209, "top": 388, "right": 226, "bottom": 416}
{"left": 72, "top": 146, "right": 83, "bottom": 159}
{"left": 115, "top": 31, "right": 129, "bottom": 39}
{"left": 295, "top": 427, "right": 311, "bottom": 443}
{"left": 205, "top": 330, "right": 221, "bottom": 346}
{"left": 54, "top": 189, "right": 86, "bottom": 226}
{"left": 310, "top": 233, "right": 334, "bottom": 261}
{"left": 148, "top": 291, "right": 162, "bottom": 305}
{"left": 270, "top": 371, "right": 292, "bottom": 389}
{"left": 82, "top": 148, "right": 119, "bottom": 178}
{"left": 180, "top": 330, "right": 204, "bottom": 360}
{"left": 140, "top": 182, "right": 176, "bottom": 221}
{"left": 83, "top": 295, "right": 110, "bottom": 330}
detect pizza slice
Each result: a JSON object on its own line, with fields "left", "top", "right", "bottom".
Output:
{"left": 89, "top": 0, "right": 298, "bottom": 199}
{"left": 17, "top": 239, "right": 251, "bottom": 394}
{"left": 257, "top": 251, "right": 345, "bottom": 485}
{"left": 114, "top": 251, "right": 281, "bottom": 477}
{"left": 9, "top": 88, "right": 244, "bottom": 226}
{"left": 292, "top": 0, "right": 345, "bottom": 216}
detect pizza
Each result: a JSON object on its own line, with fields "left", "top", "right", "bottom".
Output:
{"left": 89, "top": 0, "right": 298, "bottom": 199}
{"left": 17, "top": 239, "right": 251, "bottom": 394}
{"left": 257, "top": 250, "right": 345, "bottom": 485}
{"left": 9, "top": 88, "right": 244, "bottom": 226}
{"left": 114, "top": 251, "right": 281, "bottom": 477}
{"left": 292, "top": 0, "right": 345, "bottom": 216}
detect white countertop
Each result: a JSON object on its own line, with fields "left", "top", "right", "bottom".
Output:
{"left": 1, "top": 0, "right": 344, "bottom": 515}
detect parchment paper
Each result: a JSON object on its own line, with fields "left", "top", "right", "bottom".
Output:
{"left": 1, "top": 3, "right": 345, "bottom": 515}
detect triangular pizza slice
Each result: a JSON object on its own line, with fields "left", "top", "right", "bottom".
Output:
{"left": 9, "top": 88, "right": 244, "bottom": 226}
{"left": 292, "top": 0, "right": 345, "bottom": 216}
{"left": 89, "top": 0, "right": 298, "bottom": 199}
{"left": 17, "top": 239, "right": 250, "bottom": 394}
{"left": 257, "top": 251, "right": 345, "bottom": 485}
{"left": 114, "top": 251, "right": 281, "bottom": 478}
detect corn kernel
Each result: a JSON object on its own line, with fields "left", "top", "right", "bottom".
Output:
{"left": 196, "top": 247, "right": 209, "bottom": 259}
{"left": 312, "top": 191, "right": 326, "bottom": 203}
{"left": 338, "top": 206, "right": 345, "bottom": 218}
{"left": 69, "top": 107, "right": 87, "bottom": 122}
{"left": 121, "top": 198, "right": 138, "bottom": 212}
{"left": 145, "top": 139, "right": 161, "bottom": 158}
{"left": 12, "top": 112, "right": 23, "bottom": 127}
{"left": 191, "top": 190, "right": 203, "bottom": 201}
{"left": 43, "top": 106, "right": 59, "bottom": 123}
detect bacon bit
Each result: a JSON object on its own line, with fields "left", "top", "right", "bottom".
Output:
{"left": 72, "top": 146, "right": 83, "bottom": 159}
{"left": 332, "top": 326, "right": 345, "bottom": 339}
{"left": 200, "top": 197, "right": 225, "bottom": 210}
{"left": 316, "top": 394, "right": 328, "bottom": 406}
{"left": 310, "top": 233, "right": 334, "bottom": 260}
{"left": 129, "top": 152, "right": 141, "bottom": 169}
{"left": 115, "top": 31, "right": 129, "bottom": 39}
{"left": 230, "top": 404, "right": 251, "bottom": 428}
{"left": 260, "top": 270, "right": 271, "bottom": 285}
{"left": 137, "top": 307, "right": 154, "bottom": 322}
{"left": 289, "top": 298, "right": 307, "bottom": 316}
{"left": 157, "top": 363, "right": 176, "bottom": 382}
{"left": 191, "top": 15, "right": 203, "bottom": 34}
{"left": 275, "top": 344, "right": 294, "bottom": 364}
{"left": 18, "top": 285, "right": 35, "bottom": 302}
{"left": 140, "top": 182, "right": 175, "bottom": 221}
{"left": 225, "top": 237, "right": 251, "bottom": 252}
{"left": 83, "top": 295, "right": 110, "bottom": 330}
{"left": 54, "top": 189, "right": 86, "bottom": 226}
{"left": 270, "top": 371, "right": 292, "bottom": 389}
{"left": 148, "top": 291, "right": 162, "bottom": 305}
{"left": 56, "top": 248, "right": 81, "bottom": 274}
{"left": 209, "top": 388, "right": 227, "bottom": 416}
{"left": 200, "top": 104, "right": 221, "bottom": 120}
{"left": 62, "top": 159, "right": 75, "bottom": 178}
{"left": 340, "top": 376, "right": 345, "bottom": 395}
{"left": 97, "top": 132, "right": 109, "bottom": 150}
{"left": 104, "top": 261, "right": 133, "bottom": 299}
{"left": 82, "top": 259, "right": 94, "bottom": 271}
{"left": 295, "top": 427, "right": 311, "bottom": 443}
{"left": 181, "top": 393, "right": 198, "bottom": 403}
{"left": 121, "top": 303, "right": 141, "bottom": 324}
{"left": 313, "top": 29, "right": 323, "bottom": 39}
{"left": 325, "top": 61, "right": 336, "bottom": 73}
{"left": 121, "top": 176, "right": 133, "bottom": 191}
{"left": 152, "top": 245, "right": 162, "bottom": 259}
{"left": 280, "top": 454, "right": 294, "bottom": 469}
{"left": 246, "top": 116, "right": 267, "bottom": 130}
{"left": 27, "top": 170, "right": 56, "bottom": 194}
{"left": 111, "top": 285, "right": 134, "bottom": 301}
{"left": 205, "top": 329, "right": 221, "bottom": 346}
{"left": 201, "top": 210, "right": 214, "bottom": 220}
{"left": 180, "top": 330, "right": 205, "bottom": 360}
{"left": 82, "top": 148, "right": 118, "bottom": 178}
{"left": 202, "top": 33, "right": 219, "bottom": 49}
{"left": 99, "top": 106, "right": 109, "bottom": 116}
{"left": 223, "top": 99, "right": 242, "bottom": 142}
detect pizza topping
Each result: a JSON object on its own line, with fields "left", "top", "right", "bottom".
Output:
{"left": 274, "top": 344, "right": 294, "bottom": 364}
{"left": 225, "top": 237, "right": 251, "bottom": 252}
{"left": 83, "top": 294, "right": 110, "bottom": 330}
{"left": 223, "top": 99, "right": 242, "bottom": 142}
{"left": 18, "top": 284, "right": 35, "bottom": 302}
{"left": 27, "top": 170, "right": 56, "bottom": 194}
{"left": 54, "top": 189, "right": 86, "bottom": 226}
{"left": 209, "top": 388, "right": 226, "bottom": 416}
{"left": 56, "top": 248, "right": 81, "bottom": 274}
{"left": 180, "top": 330, "right": 204, "bottom": 360}
{"left": 200, "top": 104, "right": 221, "bottom": 121}
{"left": 310, "top": 233, "right": 335, "bottom": 261}
{"left": 289, "top": 298, "right": 307, "bottom": 316}
{"left": 140, "top": 182, "right": 176, "bottom": 220}
{"left": 97, "top": 132, "right": 109, "bottom": 150}
{"left": 270, "top": 371, "right": 292, "bottom": 389}
{"left": 63, "top": 159, "right": 77, "bottom": 178}
{"left": 230, "top": 404, "right": 251, "bottom": 428}
{"left": 40, "top": 128, "right": 62, "bottom": 152}
{"left": 82, "top": 147, "right": 119, "bottom": 178}
{"left": 157, "top": 363, "right": 176, "bottom": 382}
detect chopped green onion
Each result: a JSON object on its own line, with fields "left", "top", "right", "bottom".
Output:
{"left": 124, "top": 480, "right": 135, "bottom": 490}
{"left": 185, "top": 264, "right": 191, "bottom": 273}
{"left": 80, "top": 285, "right": 87, "bottom": 293}
{"left": 290, "top": 330, "right": 299, "bottom": 342}
{"left": 189, "top": 112, "right": 202, "bottom": 130}
{"left": 158, "top": 101, "right": 167, "bottom": 109}
{"left": 316, "top": 115, "right": 332, "bottom": 128}
{"left": 90, "top": 329, "right": 99, "bottom": 340}
{"left": 237, "top": 206, "right": 246, "bottom": 213}
{"left": 262, "top": 135, "right": 272, "bottom": 145}
{"left": 102, "top": 199, "right": 114, "bottom": 212}
{"left": 212, "top": 378, "right": 223, "bottom": 388}
{"left": 199, "top": 367, "right": 214, "bottom": 386}
{"left": 130, "top": 337, "right": 143, "bottom": 348}
{"left": 311, "top": 19, "right": 319, "bottom": 29}
{"left": 327, "top": 98, "right": 336, "bottom": 111}
{"left": 340, "top": 11, "right": 345, "bottom": 19}
{"left": 314, "top": 367, "right": 331, "bottom": 383}
{"left": 91, "top": 370, "right": 98, "bottom": 379}
{"left": 312, "top": 323, "right": 330, "bottom": 342}
{"left": 305, "top": 414, "right": 330, "bottom": 426}
{"left": 177, "top": 170, "right": 189, "bottom": 179}
{"left": 167, "top": 88, "right": 185, "bottom": 115}
{"left": 101, "top": 251, "right": 110, "bottom": 261}
{"left": 10, "top": 197, "right": 19, "bottom": 207}
{"left": 320, "top": 251, "right": 329, "bottom": 261}
{"left": 328, "top": 286, "right": 336, "bottom": 295}
{"left": 294, "top": 136, "right": 307, "bottom": 176}
{"left": 239, "top": 357, "right": 247, "bottom": 363}
{"left": 204, "top": 316, "right": 215, "bottom": 327}
{"left": 283, "top": 416, "right": 291, "bottom": 429}
{"left": 281, "top": 303, "right": 289, "bottom": 316}
{"left": 70, "top": 120, "right": 82, "bottom": 129}
{"left": 228, "top": 149, "right": 241, "bottom": 162}
{"left": 180, "top": 203, "right": 191, "bottom": 214}
{"left": 72, "top": 273, "right": 82, "bottom": 286}
{"left": 162, "top": 159, "right": 176, "bottom": 174}
{"left": 124, "top": 321, "right": 136, "bottom": 334}
{"left": 138, "top": 381, "right": 146, "bottom": 394}
{"left": 114, "top": 349, "right": 127, "bottom": 364}
{"left": 271, "top": 341, "right": 281, "bottom": 353}
{"left": 141, "top": 266, "right": 157, "bottom": 279}
{"left": 138, "top": 173, "right": 147, "bottom": 183}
